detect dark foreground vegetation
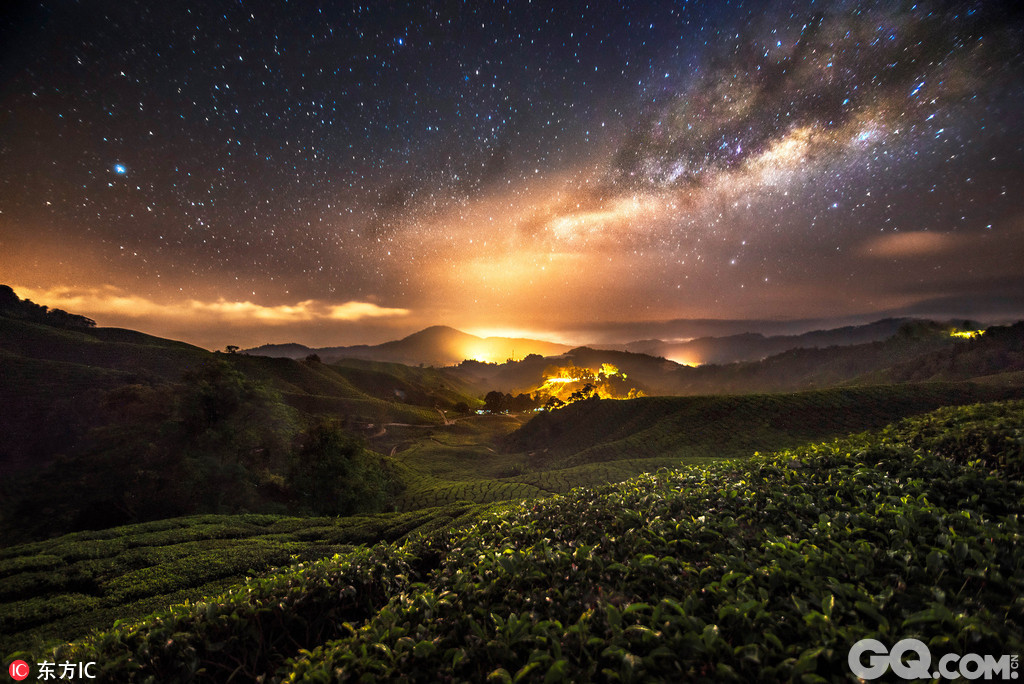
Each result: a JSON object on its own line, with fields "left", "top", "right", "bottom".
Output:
{"left": 4, "top": 400, "right": 1020, "bottom": 681}
{"left": 1, "top": 360, "right": 406, "bottom": 542}
{"left": 0, "top": 287, "right": 482, "bottom": 542}
{"left": 0, "top": 504, "right": 485, "bottom": 657}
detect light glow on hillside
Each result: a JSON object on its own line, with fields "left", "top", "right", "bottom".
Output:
{"left": 667, "top": 355, "right": 702, "bottom": 367}
{"left": 461, "top": 345, "right": 503, "bottom": 363}
{"left": 534, "top": 363, "right": 642, "bottom": 407}
{"left": 950, "top": 329, "right": 984, "bottom": 340}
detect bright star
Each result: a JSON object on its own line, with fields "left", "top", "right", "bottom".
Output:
{"left": 114, "top": 163, "right": 127, "bottom": 174}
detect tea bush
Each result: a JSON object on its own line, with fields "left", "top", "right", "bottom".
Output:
{"left": 0, "top": 504, "right": 485, "bottom": 655}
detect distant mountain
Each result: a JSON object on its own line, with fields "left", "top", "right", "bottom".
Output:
{"left": 613, "top": 318, "right": 957, "bottom": 365}
{"left": 666, "top": 320, "right": 960, "bottom": 394}
{"left": 245, "top": 325, "right": 571, "bottom": 366}
{"left": 245, "top": 319, "right": 939, "bottom": 369}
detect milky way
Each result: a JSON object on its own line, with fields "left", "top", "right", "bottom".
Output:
{"left": 1, "top": 0, "right": 1023, "bottom": 348}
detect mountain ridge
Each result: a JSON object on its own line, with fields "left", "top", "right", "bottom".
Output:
{"left": 244, "top": 317, "right": 975, "bottom": 368}
{"left": 245, "top": 325, "right": 571, "bottom": 366}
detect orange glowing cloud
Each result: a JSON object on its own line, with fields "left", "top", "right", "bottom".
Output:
{"left": 859, "top": 232, "right": 961, "bottom": 258}
{"left": 10, "top": 285, "right": 410, "bottom": 326}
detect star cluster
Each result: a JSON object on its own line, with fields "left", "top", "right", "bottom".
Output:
{"left": 1, "top": 0, "right": 1023, "bottom": 348}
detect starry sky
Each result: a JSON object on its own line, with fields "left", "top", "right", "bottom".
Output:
{"left": 2, "top": 0, "right": 1023, "bottom": 349}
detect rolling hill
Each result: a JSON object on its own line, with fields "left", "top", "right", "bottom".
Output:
{"left": 0, "top": 314, "right": 483, "bottom": 474}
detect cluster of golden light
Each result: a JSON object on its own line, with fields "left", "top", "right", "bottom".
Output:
{"left": 949, "top": 329, "right": 985, "bottom": 340}
{"left": 537, "top": 365, "right": 592, "bottom": 391}
{"left": 599, "top": 362, "right": 624, "bottom": 378}
{"left": 461, "top": 345, "right": 504, "bottom": 363}
{"left": 534, "top": 362, "right": 639, "bottom": 405}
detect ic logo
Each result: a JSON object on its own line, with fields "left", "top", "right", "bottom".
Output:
{"left": 8, "top": 660, "right": 30, "bottom": 681}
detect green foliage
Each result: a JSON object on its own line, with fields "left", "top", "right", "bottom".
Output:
{"left": 505, "top": 383, "right": 1024, "bottom": 468}
{"left": 1, "top": 362, "right": 303, "bottom": 541}
{"left": 289, "top": 423, "right": 401, "bottom": 516}
{"left": 483, "top": 391, "right": 538, "bottom": 413}
{"left": 0, "top": 504, "right": 486, "bottom": 656}
{"left": 374, "top": 384, "right": 1022, "bottom": 515}
{"left": 1, "top": 313, "right": 493, "bottom": 542}
{"left": 24, "top": 400, "right": 1024, "bottom": 682}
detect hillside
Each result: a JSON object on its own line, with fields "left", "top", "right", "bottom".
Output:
{"left": 665, "top": 323, "right": 958, "bottom": 394}
{"left": 0, "top": 298, "right": 484, "bottom": 542}
{"left": 0, "top": 317, "right": 471, "bottom": 476}
{"left": 0, "top": 314, "right": 478, "bottom": 424}
{"left": 454, "top": 320, "right": 1019, "bottom": 398}
{"left": 25, "top": 400, "right": 1024, "bottom": 682}
{"left": 357, "top": 382, "right": 1024, "bottom": 514}
{"left": 330, "top": 357, "right": 484, "bottom": 408}
{"left": 876, "top": 321, "right": 1024, "bottom": 383}
{"left": 502, "top": 383, "right": 1024, "bottom": 468}
{"left": 16, "top": 378, "right": 1016, "bottom": 658}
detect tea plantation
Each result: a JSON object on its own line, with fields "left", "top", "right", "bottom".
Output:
{"left": 0, "top": 504, "right": 487, "bottom": 656}
{"left": 385, "top": 383, "right": 1024, "bottom": 512}
{"left": 21, "top": 400, "right": 1023, "bottom": 682}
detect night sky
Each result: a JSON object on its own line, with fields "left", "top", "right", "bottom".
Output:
{"left": 2, "top": 0, "right": 1024, "bottom": 349}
